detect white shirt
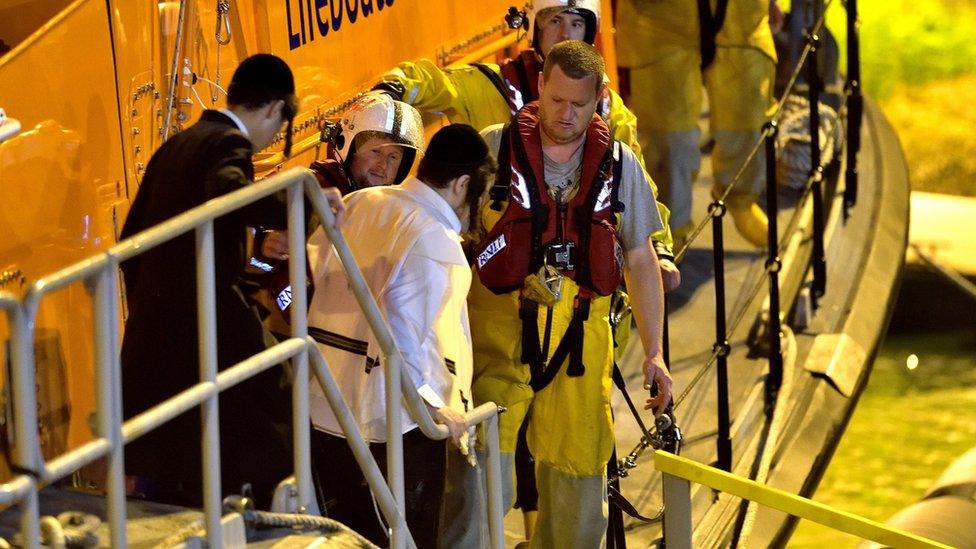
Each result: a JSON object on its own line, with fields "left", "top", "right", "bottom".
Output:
{"left": 218, "top": 108, "right": 249, "bottom": 136}
{"left": 306, "top": 177, "right": 473, "bottom": 442}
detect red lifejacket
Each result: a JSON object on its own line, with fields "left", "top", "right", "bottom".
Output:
{"left": 487, "top": 49, "right": 611, "bottom": 121}
{"left": 498, "top": 50, "right": 543, "bottom": 115}
{"left": 475, "top": 102, "right": 623, "bottom": 298}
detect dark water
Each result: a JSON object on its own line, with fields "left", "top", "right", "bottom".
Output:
{"left": 789, "top": 267, "right": 976, "bottom": 547}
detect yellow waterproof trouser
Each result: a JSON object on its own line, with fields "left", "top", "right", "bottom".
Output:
{"left": 629, "top": 47, "right": 775, "bottom": 227}
{"left": 469, "top": 275, "right": 615, "bottom": 478}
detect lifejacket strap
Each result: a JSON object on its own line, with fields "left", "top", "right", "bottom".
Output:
{"left": 519, "top": 297, "right": 542, "bottom": 367}
{"left": 489, "top": 124, "right": 512, "bottom": 208}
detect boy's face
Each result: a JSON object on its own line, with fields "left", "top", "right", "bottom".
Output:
{"left": 537, "top": 10, "right": 588, "bottom": 57}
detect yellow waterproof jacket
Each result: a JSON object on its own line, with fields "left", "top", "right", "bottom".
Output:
{"left": 615, "top": 0, "right": 777, "bottom": 68}
{"left": 381, "top": 55, "right": 673, "bottom": 252}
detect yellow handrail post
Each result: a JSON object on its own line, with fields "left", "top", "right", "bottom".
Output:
{"left": 662, "top": 472, "right": 693, "bottom": 549}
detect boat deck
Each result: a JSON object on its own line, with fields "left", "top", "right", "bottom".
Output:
{"left": 0, "top": 103, "right": 906, "bottom": 549}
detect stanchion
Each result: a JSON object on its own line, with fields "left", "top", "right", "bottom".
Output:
{"left": 763, "top": 122, "right": 784, "bottom": 409}
{"left": 844, "top": 0, "right": 863, "bottom": 217}
{"left": 709, "top": 200, "right": 732, "bottom": 472}
{"left": 807, "top": 4, "right": 827, "bottom": 300}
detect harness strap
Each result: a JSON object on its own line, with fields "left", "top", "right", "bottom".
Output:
{"left": 697, "top": 0, "right": 730, "bottom": 71}
{"left": 608, "top": 483, "right": 662, "bottom": 523}
{"left": 309, "top": 326, "right": 380, "bottom": 374}
{"left": 574, "top": 144, "right": 617, "bottom": 290}
{"left": 527, "top": 291, "right": 592, "bottom": 393}
{"left": 509, "top": 120, "right": 548, "bottom": 273}
{"left": 309, "top": 326, "right": 367, "bottom": 355}
{"left": 489, "top": 124, "right": 512, "bottom": 208}
{"left": 471, "top": 63, "right": 510, "bottom": 108}
{"left": 512, "top": 56, "right": 534, "bottom": 106}
{"left": 519, "top": 297, "right": 542, "bottom": 367}
{"left": 611, "top": 141, "right": 625, "bottom": 213}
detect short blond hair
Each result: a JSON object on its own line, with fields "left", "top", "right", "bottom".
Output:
{"left": 542, "top": 40, "right": 605, "bottom": 94}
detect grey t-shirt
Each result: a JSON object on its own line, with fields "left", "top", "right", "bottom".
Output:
{"left": 481, "top": 124, "right": 663, "bottom": 251}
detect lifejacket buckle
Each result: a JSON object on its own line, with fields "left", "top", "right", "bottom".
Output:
{"left": 543, "top": 241, "right": 576, "bottom": 272}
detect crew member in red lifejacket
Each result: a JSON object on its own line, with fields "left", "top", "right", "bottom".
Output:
{"left": 441, "top": 40, "right": 673, "bottom": 548}
{"left": 374, "top": 0, "right": 680, "bottom": 293}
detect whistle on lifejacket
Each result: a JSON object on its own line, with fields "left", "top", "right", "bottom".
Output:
{"left": 523, "top": 265, "right": 563, "bottom": 307}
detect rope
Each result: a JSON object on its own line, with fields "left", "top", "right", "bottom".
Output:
{"left": 153, "top": 518, "right": 206, "bottom": 548}
{"left": 152, "top": 510, "right": 378, "bottom": 548}
{"left": 212, "top": 0, "right": 231, "bottom": 104}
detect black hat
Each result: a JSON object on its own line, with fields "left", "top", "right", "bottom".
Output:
{"left": 227, "top": 54, "right": 295, "bottom": 104}
{"left": 227, "top": 54, "right": 299, "bottom": 156}
{"left": 424, "top": 124, "right": 490, "bottom": 168}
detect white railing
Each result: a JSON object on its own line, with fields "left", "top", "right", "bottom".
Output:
{"left": 0, "top": 167, "right": 504, "bottom": 549}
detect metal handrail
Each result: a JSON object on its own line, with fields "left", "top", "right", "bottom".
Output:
{"left": 2, "top": 167, "right": 504, "bottom": 548}
{"left": 656, "top": 451, "right": 950, "bottom": 548}
{"left": 0, "top": 293, "right": 41, "bottom": 545}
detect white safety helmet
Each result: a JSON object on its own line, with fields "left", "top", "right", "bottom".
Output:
{"left": 527, "top": 0, "right": 601, "bottom": 49}
{"left": 334, "top": 92, "right": 425, "bottom": 184}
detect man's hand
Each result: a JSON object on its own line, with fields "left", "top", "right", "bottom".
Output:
{"left": 321, "top": 187, "right": 345, "bottom": 227}
{"left": 660, "top": 258, "right": 681, "bottom": 293}
{"left": 431, "top": 406, "right": 468, "bottom": 446}
{"left": 642, "top": 353, "right": 673, "bottom": 416}
{"left": 260, "top": 230, "right": 290, "bottom": 261}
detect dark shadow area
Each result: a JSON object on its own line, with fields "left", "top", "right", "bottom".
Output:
{"left": 888, "top": 265, "right": 976, "bottom": 333}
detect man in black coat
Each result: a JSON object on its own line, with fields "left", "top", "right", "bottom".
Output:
{"left": 119, "top": 54, "right": 344, "bottom": 508}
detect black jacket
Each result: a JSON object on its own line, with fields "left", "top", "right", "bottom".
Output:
{"left": 119, "top": 110, "right": 291, "bottom": 507}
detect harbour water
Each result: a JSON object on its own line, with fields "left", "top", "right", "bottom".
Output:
{"left": 789, "top": 268, "right": 976, "bottom": 546}
{"left": 788, "top": 0, "right": 976, "bottom": 543}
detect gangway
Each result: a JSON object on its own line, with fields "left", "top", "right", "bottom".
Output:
{"left": 0, "top": 167, "right": 505, "bottom": 548}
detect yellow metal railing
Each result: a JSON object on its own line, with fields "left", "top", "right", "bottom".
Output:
{"left": 654, "top": 451, "right": 951, "bottom": 549}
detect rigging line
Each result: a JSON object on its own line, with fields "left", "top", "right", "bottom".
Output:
{"left": 671, "top": 270, "right": 767, "bottom": 410}
{"left": 911, "top": 244, "right": 976, "bottom": 302}
{"left": 725, "top": 267, "right": 772, "bottom": 339}
{"left": 190, "top": 84, "right": 207, "bottom": 110}
{"left": 213, "top": 0, "right": 231, "bottom": 103}
{"left": 674, "top": 349, "right": 720, "bottom": 409}
{"left": 679, "top": 102, "right": 851, "bottom": 375}
{"left": 770, "top": 0, "right": 835, "bottom": 123}
{"left": 162, "top": 0, "right": 189, "bottom": 141}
